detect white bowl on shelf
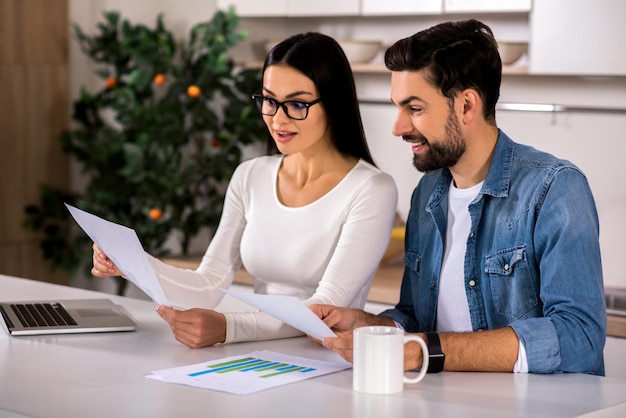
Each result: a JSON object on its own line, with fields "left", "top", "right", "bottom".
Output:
{"left": 264, "top": 39, "right": 382, "bottom": 64}
{"left": 338, "top": 40, "right": 382, "bottom": 64}
{"left": 498, "top": 42, "right": 527, "bottom": 65}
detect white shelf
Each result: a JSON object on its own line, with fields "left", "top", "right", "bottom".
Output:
{"left": 240, "top": 61, "right": 528, "bottom": 75}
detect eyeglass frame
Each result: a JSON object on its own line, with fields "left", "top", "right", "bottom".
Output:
{"left": 251, "top": 93, "right": 322, "bottom": 120}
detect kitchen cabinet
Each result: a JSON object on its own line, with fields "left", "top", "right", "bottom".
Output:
{"left": 288, "top": 0, "right": 359, "bottom": 16}
{"left": 529, "top": 0, "right": 626, "bottom": 76}
{"left": 231, "top": 0, "right": 531, "bottom": 74}
{"left": 221, "top": 0, "right": 533, "bottom": 16}
{"left": 225, "top": 0, "right": 626, "bottom": 77}
{"left": 217, "top": 0, "right": 287, "bottom": 17}
{"left": 217, "top": 0, "right": 359, "bottom": 17}
{"left": 444, "top": 0, "right": 531, "bottom": 13}
{"left": 361, "top": 0, "right": 442, "bottom": 15}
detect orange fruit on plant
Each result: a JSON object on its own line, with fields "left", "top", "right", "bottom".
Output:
{"left": 154, "top": 73, "right": 166, "bottom": 85}
{"left": 105, "top": 77, "right": 117, "bottom": 89}
{"left": 148, "top": 208, "right": 163, "bottom": 220}
{"left": 187, "top": 85, "right": 201, "bottom": 98}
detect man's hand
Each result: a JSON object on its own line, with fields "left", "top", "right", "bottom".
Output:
{"left": 309, "top": 304, "right": 364, "bottom": 332}
{"left": 309, "top": 304, "right": 394, "bottom": 363}
{"left": 156, "top": 305, "right": 227, "bottom": 348}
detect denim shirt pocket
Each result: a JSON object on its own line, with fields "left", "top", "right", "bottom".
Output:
{"left": 484, "top": 246, "right": 539, "bottom": 319}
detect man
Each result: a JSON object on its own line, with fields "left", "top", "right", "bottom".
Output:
{"left": 311, "top": 19, "right": 606, "bottom": 375}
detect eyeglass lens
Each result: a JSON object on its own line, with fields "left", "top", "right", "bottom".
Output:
{"left": 253, "top": 96, "right": 311, "bottom": 120}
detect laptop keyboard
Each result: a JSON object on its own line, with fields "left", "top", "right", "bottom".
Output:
{"left": 10, "top": 303, "right": 78, "bottom": 328}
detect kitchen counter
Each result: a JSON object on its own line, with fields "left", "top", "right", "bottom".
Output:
{"left": 607, "top": 314, "right": 626, "bottom": 338}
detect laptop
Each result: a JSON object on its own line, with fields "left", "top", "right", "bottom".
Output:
{"left": 0, "top": 298, "right": 137, "bottom": 336}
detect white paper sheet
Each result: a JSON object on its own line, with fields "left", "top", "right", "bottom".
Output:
{"left": 65, "top": 203, "right": 169, "bottom": 305}
{"left": 221, "top": 289, "right": 336, "bottom": 341}
{"left": 146, "top": 350, "right": 350, "bottom": 395}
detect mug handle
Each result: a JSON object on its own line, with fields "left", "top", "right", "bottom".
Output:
{"left": 403, "top": 334, "right": 429, "bottom": 384}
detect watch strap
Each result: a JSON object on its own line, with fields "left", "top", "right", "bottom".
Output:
{"left": 425, "top": 332, "right": 445, "bottom": 373}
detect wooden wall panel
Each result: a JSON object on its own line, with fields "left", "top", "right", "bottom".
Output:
{"left": 0, "top": 0, "right": 18, "bottom": 63}
{"left": 0, "top": 241, "right": 68, "bottom": 285}
{"left": 0, "top": 66, "right": 24, "bottom": 240}
{"left": 0, "top": 0, "right": 68, "bottom": 65}
{"left": 1, "top": 66, "right": 26, "bottom": 240}
{"left": 0, "top": 0, "right": 70, "bottom": 285}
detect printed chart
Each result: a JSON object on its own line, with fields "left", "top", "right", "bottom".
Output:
{"left": 146, "top": 350, "right": 351, "bottom": 395}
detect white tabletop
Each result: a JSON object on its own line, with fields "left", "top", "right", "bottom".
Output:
{"left": 2, "top": 274, "right": 626, "bottom": 418}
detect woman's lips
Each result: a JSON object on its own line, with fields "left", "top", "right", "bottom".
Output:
{"left": 274, "top": 130, "right": 296, "bottom": 143}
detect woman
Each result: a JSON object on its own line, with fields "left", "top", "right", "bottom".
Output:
{"left": 92, "top": 32, "right": 398, "bottom": 348}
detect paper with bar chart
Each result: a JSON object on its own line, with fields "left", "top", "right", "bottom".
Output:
{"left": 146, "top": 350, "right": 351, "bottom": 395}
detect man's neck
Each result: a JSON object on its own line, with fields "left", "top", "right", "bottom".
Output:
{"left": 449, "top": 125, "right": 499, "bottom": 189}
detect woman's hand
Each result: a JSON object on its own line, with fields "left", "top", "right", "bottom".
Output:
{"left": 156, "top": 305, "right": 227, "bottom": 348}
{"left": 91, "top": 243, "right": 123, "bottom": 277}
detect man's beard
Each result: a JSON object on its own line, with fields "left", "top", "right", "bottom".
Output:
{"left": 412, "top": 110, "right": 465, "bottom": 173}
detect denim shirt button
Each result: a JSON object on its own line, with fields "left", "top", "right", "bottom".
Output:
{"left": 470, "top": 232, "right": 475, "bottom": 238}
{"left": 468, "top": 280, "right": 476, "bottom": 287}
{"left": 504, "top": 264, "right": 510, "bottom": 271}
{"left": 431, "top": 281, "right": 436, "bottom": 288}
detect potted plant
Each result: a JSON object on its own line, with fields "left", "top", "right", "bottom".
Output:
{"left": 23, "top": 7, "right": 266, "bottom": 295}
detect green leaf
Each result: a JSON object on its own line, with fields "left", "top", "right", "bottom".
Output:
{"left": 24, "top": 7, "right": 267, "bottom": 280}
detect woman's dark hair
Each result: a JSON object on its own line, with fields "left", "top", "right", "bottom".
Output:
{"left": 261, "top": 32, "right": 375, "bottom": 165}
{"left": 384, "top": 19, "right": 501, "bottom": 124}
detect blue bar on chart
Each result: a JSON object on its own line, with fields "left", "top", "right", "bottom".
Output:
{"left": 188, "top": 356, "right": 317, "bottom": 378}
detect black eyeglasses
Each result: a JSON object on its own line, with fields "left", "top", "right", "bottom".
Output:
{"left": 251, "top": 93, "right": 322, "bottom": 120}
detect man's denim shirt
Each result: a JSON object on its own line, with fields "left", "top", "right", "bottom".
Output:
{"left": 381, "top": 130, "right": 606, "bottom": 375}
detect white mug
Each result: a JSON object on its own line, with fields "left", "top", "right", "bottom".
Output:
{"left": 353, "top": 326, "right": 429, "bottom": 394}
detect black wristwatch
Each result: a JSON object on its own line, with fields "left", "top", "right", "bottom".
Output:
{"left": 425, "top": 332, "right": 445, "bottom": 373}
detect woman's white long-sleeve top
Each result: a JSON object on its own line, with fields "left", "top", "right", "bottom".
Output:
{"left": 147, "top": 155, "right": 398, "bottom": 343}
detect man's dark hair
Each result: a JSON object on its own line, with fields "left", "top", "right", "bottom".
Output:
{"left": 385, "top": 19, "right": 502, "bottom": 124}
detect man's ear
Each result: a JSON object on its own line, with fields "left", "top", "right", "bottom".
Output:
{"left": 460, "top": 89, "right": 481, "bottom": 125}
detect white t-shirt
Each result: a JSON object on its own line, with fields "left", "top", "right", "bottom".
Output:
{"left": 147, "top": 155, "right": 398, "bottom": 343}
{"left": 436, "top": 180, "right": 481, "bottom": 332}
